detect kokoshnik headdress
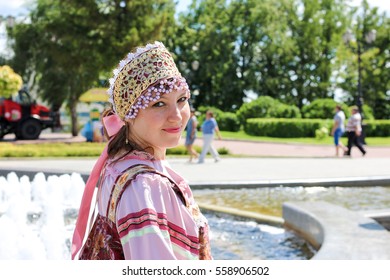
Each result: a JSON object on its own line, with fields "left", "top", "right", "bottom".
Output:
{"left": 71, "top": 41, "right": 189, "bottom": 260}
{"left": 107, "top": 41, "right": 189, "bottom": 120}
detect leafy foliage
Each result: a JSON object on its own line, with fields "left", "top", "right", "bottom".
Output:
{"left": 9, "top": 0, "right": 176, "bottom": 135}
{"left": 0, "top": 65, "right": 23, "bottom": 98}
{"left": 334, "top": 0, "right": 390, "bottom": 119}
{"left": 301, "top": 98, "right": 346, "bottom": 119}
{"left": 244, "top": 118, "right": 331, "bottom": 138}
{"left": 175, "top": 0, "right": 388, "bottom": 118}
{"left": 6, "top": 0, "right": 390, "bottom": 132}
{"left": 236, "top": 96, "right": 301, "bottom": 124}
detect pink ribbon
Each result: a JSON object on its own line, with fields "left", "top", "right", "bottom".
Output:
{"left": 103, "top": 114, "right": 125, "bottom": 138}
{"left": 71, "top": 114, "right": 124, "bottom": 259}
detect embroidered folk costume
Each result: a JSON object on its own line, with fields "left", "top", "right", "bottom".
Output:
{"left": 71, "top": 42, "right": 212, "bottom": 260}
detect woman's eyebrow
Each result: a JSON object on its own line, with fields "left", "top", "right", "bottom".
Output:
{"left": 158, "top": 90, "right": 188, "bottom": 100}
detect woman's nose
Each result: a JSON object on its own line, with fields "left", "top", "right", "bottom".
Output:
{"left": 168, "top": 104, "right": 182, "bottom": 122}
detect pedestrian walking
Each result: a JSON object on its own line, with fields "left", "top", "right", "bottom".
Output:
{"left": 185, "top": 107, "right": 199, "bottom": 162}
{"left": 198, "top": 110, "right": 222, "bottom": 163}
{"left": 330, "top": 104, "right": 347, "bottom": 156}
{"left": 345, "top": 106, "right": 366, "bottom": 156}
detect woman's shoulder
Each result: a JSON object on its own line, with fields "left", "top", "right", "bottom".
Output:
{"left": 107, "top": 151, "right": 154, "bottom": 170}
{"left": 118, "top": 170, "right": 188, "bottom": 210}
{"left": 134, "top": 170, "right": 170, "bottom": 185}
{"left": 118, "top": 166, "right": 173, "bottom": 191}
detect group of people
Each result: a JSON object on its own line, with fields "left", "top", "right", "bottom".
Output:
{"left": 185, "top": 108, "right": 222, "bottom": 163}
{"left": 190, "top": 103, "right": 367, "bottom": 161}
{"left": 331, "top": 104, "right": 367, "bottom": 157}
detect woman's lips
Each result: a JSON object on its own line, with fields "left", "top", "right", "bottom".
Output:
{"left": 163, "top": 127, "right": 181, "bottom": 133}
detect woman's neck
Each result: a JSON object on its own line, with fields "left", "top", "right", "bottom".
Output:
{"left": 153, "top": 148, "right": 166, "bottom": 160}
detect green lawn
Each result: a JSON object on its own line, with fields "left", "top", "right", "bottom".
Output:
{"left": 218, "top": 130, "right": 390, "bottom": 146}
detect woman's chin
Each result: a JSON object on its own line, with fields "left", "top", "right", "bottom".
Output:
{"left": 165, "top": 139, "right": 181, "bottom": 149}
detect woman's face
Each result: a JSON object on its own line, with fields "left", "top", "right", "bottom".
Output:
{"left": 130, "top": 88, "right": 190, "bottom": 159}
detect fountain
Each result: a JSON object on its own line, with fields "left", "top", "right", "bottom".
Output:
{"left": 0, "top": 172, "right": 314, "bottom": 260}
{"left": 0, "top": 172, "right": 84, "bottom": 260}
{"left": 193, "top": 186, "right": 390, "bottom": 259}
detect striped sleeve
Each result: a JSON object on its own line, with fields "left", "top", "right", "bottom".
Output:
{"left": 115, "top": 173, "right": 200, "bottom": 260}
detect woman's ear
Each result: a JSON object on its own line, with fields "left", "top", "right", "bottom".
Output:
{"left": 126, "top": 119, "right": 135, "bottom": 126}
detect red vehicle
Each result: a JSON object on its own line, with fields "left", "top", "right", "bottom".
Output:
{"left": 0, "top": 89, "right": 60, "bottom": 140}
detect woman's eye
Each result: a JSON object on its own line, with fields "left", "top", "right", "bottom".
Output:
{"left": 152, "top": 101, "right": 165, "bottom": 107}
{"left": 178, "top": 96, "right": 188, "bottom": 103}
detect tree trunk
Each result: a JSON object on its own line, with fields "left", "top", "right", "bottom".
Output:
{"left": 69, "top": 102, "right": 78, "bottom": 137}
{"left": 51, "top": 103, "right": 62, "bottom": 132}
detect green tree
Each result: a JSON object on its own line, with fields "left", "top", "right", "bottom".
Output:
{"left": 173, "top": 0, "right": 245, "bottom": 111}
{"left": 284, "top": 0, "right": 348, "bottom": 108}
{"left": 335, "top": 0, "right": 390, "bottom": 119}
{"left": 175, "top": 0, "right": 351, "bottom": 111}
{"left": 236, "top": 96, "right": 301, "bottom": 125}
{"left": 9, "top": 0, "right": 176, "bottom": 135}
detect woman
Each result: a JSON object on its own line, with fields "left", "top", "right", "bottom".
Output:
{"left": 71, "top": 42, "right": 212, "bottom": 260}
{"left": 345, "top": 106, "right": 366, "bottom": 156}
{"left": 185, "top": 107, "right": 199, "bottom": 162}
{"left": 330, "top": 104, "right": 347, "bottom": 156}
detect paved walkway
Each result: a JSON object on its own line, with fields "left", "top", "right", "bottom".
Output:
{"left": 193, "top": 138, "right": 390, "bottom": 158}
{"left": 4, "top": 131, "right": 390, "bottom": 158}
{"left": 1, "top": 132, "right": 390, "bottom": 186}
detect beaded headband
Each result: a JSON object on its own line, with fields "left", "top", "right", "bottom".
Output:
{"left": 107, "top": 41, "right": 189, "bottom": 120}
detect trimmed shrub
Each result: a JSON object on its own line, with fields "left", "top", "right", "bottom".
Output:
{"left": 363, "top": 120, "right": 390, "bottom": 137}
{"left": 244, "top": 118, "right": 388, "bottom": 138}
{"left": 237, "top": 96, "right": 301, "bottom": 125}
{"left": 302, "top": 98, "right": 375, "bottom": 120}
{"left": 274, "top": 103, "right": 302, "bottom": 119}
{"left": 216, "top": 112, "right": 241, "bottom": 132}
{"left": 244, "top": 118, "right": 332, "bottom": 138}
{"left": 167, "top": 145, "right": 230, "bottom": 155}
{"left": 217, "top": 147, "right": 230, "bottom": 155}
{"left": 315, "top": 127, "right": 330, "bottom": 140}
{"left": 302, "top": 99, "right": 348, "bottom": 119}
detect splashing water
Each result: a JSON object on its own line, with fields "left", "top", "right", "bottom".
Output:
{"left": 0, "top": 172, "right": 314, "bottom": 260}
{"left": 0, "top": 172, "right": 84, "bottom": 260}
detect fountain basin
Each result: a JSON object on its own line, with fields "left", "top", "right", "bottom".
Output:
{"left": 283, "top": 201, "right": 390, "bottom": 259}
